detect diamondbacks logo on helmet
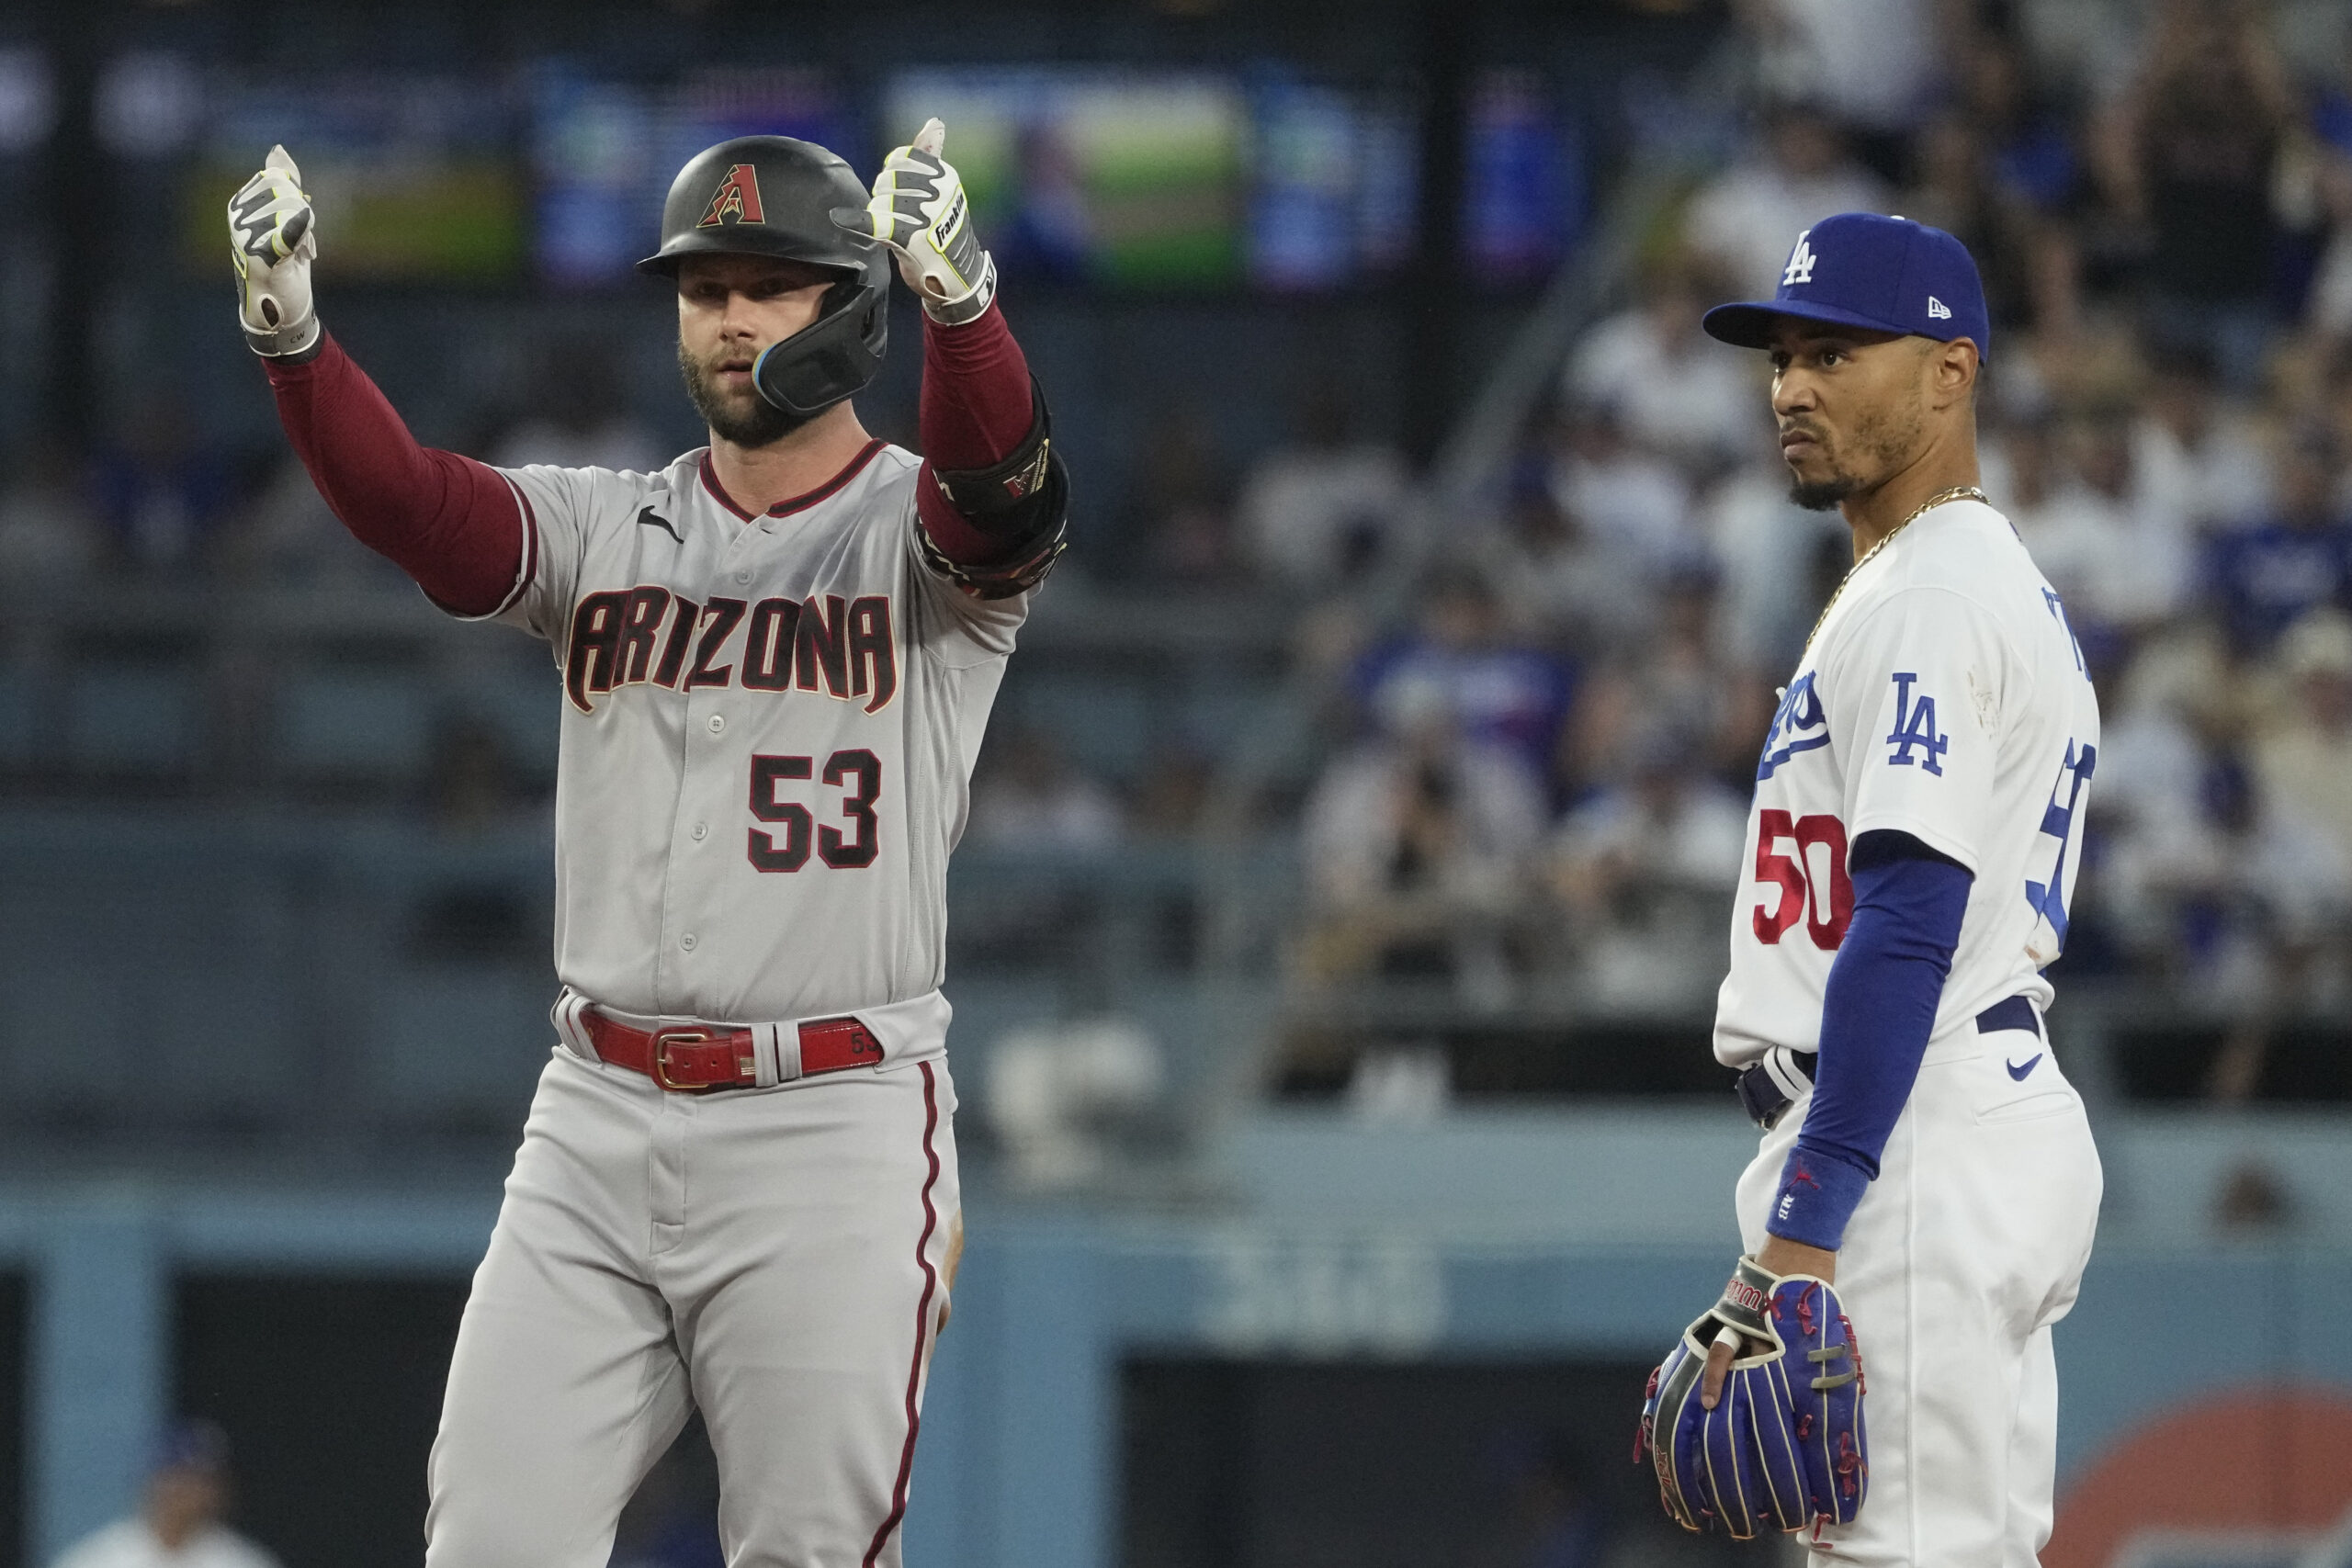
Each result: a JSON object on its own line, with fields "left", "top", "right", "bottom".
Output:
{"left": 697, "top": 164, "right": 767, "bottom": 229}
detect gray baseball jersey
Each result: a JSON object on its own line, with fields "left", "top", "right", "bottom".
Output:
{"left": 463, "top": 438, "right": 1023, "bottom": 1026}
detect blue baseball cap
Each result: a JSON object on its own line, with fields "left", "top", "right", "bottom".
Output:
{"left": 1702, "top": 212, "right": 1991, "bottom": 364}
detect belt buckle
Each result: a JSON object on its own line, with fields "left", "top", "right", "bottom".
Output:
{"left": 650, "top": 1028, "right": 712, "bottom": 1092}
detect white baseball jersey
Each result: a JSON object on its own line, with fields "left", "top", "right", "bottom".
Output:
{"left": 1713, "top": 497, "right": 2100, "bottom": 1066}
{"left": 465, "top": 439, "right": 1023, "bottom": 1026}
{"left": 1716, "top": 495, "right": 2107, "bottom": 1564}
{"left": 52, "top": 1520, "right": 281, "bottom": 1568}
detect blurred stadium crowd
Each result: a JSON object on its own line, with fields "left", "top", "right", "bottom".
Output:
{"left": 8, "top": 4, "right": 2352, "bottom": 1565}
{"left": 5, "top": 0, "right": 2352, "bottom": 1154}
{"left": 1277, "top": 0, "right": 2352, "bottom": 1111}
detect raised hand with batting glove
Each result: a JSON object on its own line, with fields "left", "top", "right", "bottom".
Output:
{"left": 1637, "top": 1252, "right": 1867, "bottom": 1539}
{"left": 227, "top": 144, "right": 321, "bottom": 361}
{"left": 840, "top": 118, "right": 997, "bottom": 324}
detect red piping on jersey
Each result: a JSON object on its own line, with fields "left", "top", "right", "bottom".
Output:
{"left": 699, "top": 438, "right": 888, "bottom": 522}
{"left": 865, "top": 1060, "right": 944, "bottom": 1568}
{"left": 513, "top": 483, "right": 541, "bottom": 614}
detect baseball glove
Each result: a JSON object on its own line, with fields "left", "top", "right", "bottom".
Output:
{"left": 1636, "top": 1255, "right": 1868, "bottom": 1538}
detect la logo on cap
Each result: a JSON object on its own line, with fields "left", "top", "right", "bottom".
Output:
{"left": 1781, "top": 231, "right": 1817, "bottom": 288}
{"left": 1928, "top": 296, "right": 1952, "bottom": 321}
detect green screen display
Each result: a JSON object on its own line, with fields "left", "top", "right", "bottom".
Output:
{"left": 191, "top": 74, "right": 525, "bottom": 284}
{"left": 883, "top": 71, "right": 1245, "bottom": 290}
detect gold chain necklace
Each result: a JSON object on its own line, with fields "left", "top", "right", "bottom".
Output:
{"left": 1804, "top": 485, "right": 1987, "bottom": 651}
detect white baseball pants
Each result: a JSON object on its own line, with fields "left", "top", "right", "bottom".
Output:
{"left": 1736, "top": 1020, "right": 2101, "bottom": 1567}
{"left": 424, "top": 1048, "right": 960, "bottom": 1568}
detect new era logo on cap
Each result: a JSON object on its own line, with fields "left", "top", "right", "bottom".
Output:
{"left": 1702, "top": 212, "right": 1992, "bottom": 364}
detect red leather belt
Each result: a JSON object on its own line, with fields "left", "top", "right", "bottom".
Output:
{"left": 584, "top": 1010, "right": 885, "bottom": 1092}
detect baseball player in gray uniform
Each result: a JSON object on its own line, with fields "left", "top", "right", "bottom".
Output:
{"left": 229, "top": 120, "right": 1065, "bottom": 1565}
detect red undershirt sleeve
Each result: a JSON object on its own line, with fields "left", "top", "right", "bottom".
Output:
{"left": 914, "top": 301, "right": 1038, "bottom": 566}
{"left": 263, "top": 333, "right": 526, "bottom": 617}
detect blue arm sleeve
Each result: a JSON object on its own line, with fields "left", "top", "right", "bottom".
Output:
{"left": 1765, "top": 829, "right": 1973, "bottom": 1251}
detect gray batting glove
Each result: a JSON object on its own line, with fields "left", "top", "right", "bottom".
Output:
{"left": 840, "top": 118, "right": 998, "bottom": 326}
{"left": 228, "top": 144, "right": 322, "bottom": 360}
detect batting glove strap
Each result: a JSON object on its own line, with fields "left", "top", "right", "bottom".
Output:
{"left": 240, "top": 313, "right": 323, "bottom": 363}
{"left": 921, "top": 251, "right": 997, "bottom": 326}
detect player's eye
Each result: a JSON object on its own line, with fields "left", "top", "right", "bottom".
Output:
{"left": 1819, "top": 349, "right": 1844, "bottom": 367}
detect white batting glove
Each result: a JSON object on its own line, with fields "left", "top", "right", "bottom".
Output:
{"left": 841, "top": 118, "right": 998, "bottom": 325}
{"left": 227, "top": 145, "right": 321, "bottom": 359}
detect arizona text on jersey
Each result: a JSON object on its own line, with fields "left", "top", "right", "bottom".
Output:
{"left": 470, "top": 441, "right": 1023, "bottom": 1029}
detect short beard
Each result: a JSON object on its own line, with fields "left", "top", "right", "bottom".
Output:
{"left": 1790, "top": 475, "right": 1857, "bottom": 511}
{"left": 677, "top": 338, "right": 808, "bottom": 448}
{"left": 1786, "top": 392, "right": 1926, "bottom": 513}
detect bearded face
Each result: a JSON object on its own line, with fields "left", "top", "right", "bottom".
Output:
{"left": 677, "top": 335, "right": 806, "bottom": 448}
{"left": 673, "top": 253, "right": 840, "bottom": 449}
{"left": 1785, "top": 391, "right": 1928, "bottom": 511}
{"left": 1770, "top": 330, "right": 1937, "bottom": 511}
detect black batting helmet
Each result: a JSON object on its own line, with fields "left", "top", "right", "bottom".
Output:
{"left": 639, "top": 135, "right": 889, "bottom": 420}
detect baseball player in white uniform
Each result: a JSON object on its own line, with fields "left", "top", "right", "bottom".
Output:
{"left": 229, "top": 122, "right": 1065, "bottom": 1565}
{"left": 50, "top": 1423, "right": 281, "bottom": 1568}
{"left": 1659, "top": 214, "right": 2103, "bottom": 1562}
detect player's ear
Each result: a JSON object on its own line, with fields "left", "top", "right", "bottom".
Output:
{"left": 1928, "top": 339, "right": 1977, "bottom": 409}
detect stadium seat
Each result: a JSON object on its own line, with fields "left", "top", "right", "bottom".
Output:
{"left": 63, "top": 663, "right": 201, "bottom": 776}
{"left": 277, "top": 666, "right": 435, "bottom": 783}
